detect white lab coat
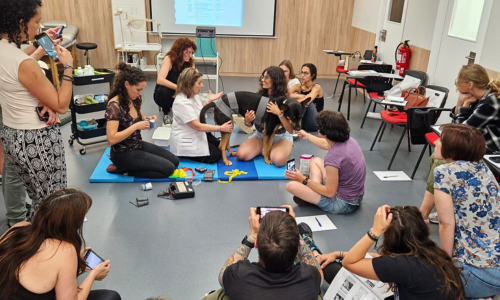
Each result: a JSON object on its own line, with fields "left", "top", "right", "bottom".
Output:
{"left": 170, "top": 93, "right": 210, "bottom": 157}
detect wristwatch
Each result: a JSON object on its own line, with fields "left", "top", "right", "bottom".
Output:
{"left": 32, "top": 40, "right": 40, "bottom": 49}
{"left": 241, "top": 235, "right": 255, "bottom": 248}
{"left": 302, "top": 175, "right": 309, "bottom": 185}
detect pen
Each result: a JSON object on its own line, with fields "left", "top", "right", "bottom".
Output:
{"left": 315, "top": 217, "right": 322, "bottom": 227}
{"left": 384, "top": 175, "right": 398, "bottom": 178}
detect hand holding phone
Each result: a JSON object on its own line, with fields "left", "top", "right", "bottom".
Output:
{"left": 256, "top": 206, "right": 290, "bottom": 220}
{"left": 35, "top": 32, "right": 59, "bottom": 62}
{"left": 36, "top": 106, "right": 49, "bottom": 122}
{"left": 287, "top": 159, "right": 296, "bottom": 172}
{"left": 56, "top": 26, "right": 65, "bottom": 39}
{"left": 84, "top": 249, "right": 105, "bottom": 270}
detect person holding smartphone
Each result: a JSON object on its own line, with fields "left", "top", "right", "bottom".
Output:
{"left": 203, "top": 205, "right": 323, "bottom": 300}
{"left": 285, "top": 111, "right": 366, "bottom": 214}
{"left": 0, "top": 0, "right": 74, "bottom": 218}
{"left": 0, "top": 189, "right": 121, "bottom": 300}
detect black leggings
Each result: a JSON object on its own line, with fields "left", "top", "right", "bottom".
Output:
{"left": 323, "top": 261, "right": 343, "bottom": 284}
{"left": 88, "top": 290, "right": 121, "bottom": 300}
{"left": 180, "top": 133, "right": 221, "bottom": 164}
{"left": 110, "top": 141, "right": 179, "bottom": 178}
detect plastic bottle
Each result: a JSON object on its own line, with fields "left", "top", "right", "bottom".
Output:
{"left": 76, "top": 67, "right": 83, "bottom": 77}
{"left": 371, "top": 46, "right": 378, "bottom": 63}
{"left": 300, "top": 154, "right": 314, "bottom": 175}
{"left": 88, "top": 65, "right": 94, "bottom": 76}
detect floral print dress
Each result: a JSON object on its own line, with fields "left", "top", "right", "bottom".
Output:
{"left": 434, "top": 160, "right": 500, "bottom": 268}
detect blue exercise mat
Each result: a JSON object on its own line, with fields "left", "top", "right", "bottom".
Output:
{"left": 90, "top": 147, "right": 287, "bottom": 183}
{"left": 89, "top": 148, "right": 218, "bottom": 183}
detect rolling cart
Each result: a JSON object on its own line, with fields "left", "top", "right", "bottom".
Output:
{"left": 68, "top": 69, "right": 115, "bottom": 154}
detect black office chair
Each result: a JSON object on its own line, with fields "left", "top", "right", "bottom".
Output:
{"left": 337, "top": 64, "right": 392, "bottom": 120}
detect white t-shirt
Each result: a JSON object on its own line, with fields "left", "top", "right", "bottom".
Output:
{"left": 170, "top": 93, "right": 210, "bottom": 157}
{"left": 287, "top": 78, "right": 300, "bottom": 90}
{"left": 0, "top": 39, "right": 47, "bottom": 130}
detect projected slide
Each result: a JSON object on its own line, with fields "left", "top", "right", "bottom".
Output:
{"left": 175, "top": 0, "right": 244, "bottom": 27}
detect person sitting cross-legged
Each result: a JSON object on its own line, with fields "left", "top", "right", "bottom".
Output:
{"left": 203, "top": 205, "right": 323, "bottom": 300}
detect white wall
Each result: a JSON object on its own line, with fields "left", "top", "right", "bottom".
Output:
{"left": 480, "top": 0, "right": 500, "bottom": 72}
{"left": 402, "top": 0, "right": 439, "bottom": 49}
{"left": 351, "top": 0, "right": 382, "bottom": 32}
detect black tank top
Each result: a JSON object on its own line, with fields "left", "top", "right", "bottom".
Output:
{"left": 162, "top": 67, "right": 182, "bottom": 99}
{"left": 300, "top": 83, "right": 324, "bottom": 112}
{"left": 8, "top": 284, "right": 55, "bottom": 300}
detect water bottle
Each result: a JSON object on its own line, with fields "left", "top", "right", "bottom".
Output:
{"left": 300, "top": 154, "right": 314, "bottom": 175}
{"left": 76, "top": 67, "right": 83, "bottom": 77}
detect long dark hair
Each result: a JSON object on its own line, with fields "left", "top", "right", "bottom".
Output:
{"left": 109, "top": 62, "right": 148, "bottom": 114}
{"left": 258, "top": 66, "right": 288, "bottom": 98}
{"left": 0, "top": 189, "right": 92, "bottom": 299}
{"left": 0, "top": 0, "right": 42, "bottom": 48}
{"left": 167, "top": 38, "right": 197, "bottom": 71}
{"left": 379, "top": 206, "right": 464, "bottom": 299}
{"left": 302, "top": 63, "right": 317, "bottom": 81}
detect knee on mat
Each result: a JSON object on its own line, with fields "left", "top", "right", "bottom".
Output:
{"left": 235, "top": 149, "right": 252, "bottom": 161}
{"left": 271, "top": 154, "right": 288, "bottom": 167}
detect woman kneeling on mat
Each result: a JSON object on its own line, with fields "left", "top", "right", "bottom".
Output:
{"left": 105, "top": 63, "right": 179, "bottom": 178}
{"left": 285, "top": 111, "right": 365, "bottom": 214}
{"left": 170, "top": 68, "right": 232, "bottom": 163}
{"left": 236, "top": 66, "right": 294, "bottom": 167}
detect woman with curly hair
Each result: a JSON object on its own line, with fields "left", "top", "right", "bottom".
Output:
{"left": 285, "top": 111, "right": 365, "bottom": 214}
{"left": 432, "top": 124, "right": 500, "bottom": 298}
{"left": 0, "top": 189, "right": 121, "bottom": 300}
{"left": 235, "top": 66, "right": 295, "bottom": 167}
{"left": 313, "top": 205, "right": 464, "bottom": 299}
{"left": 105, "top": 63, "right": 179, "bottom": 178}
{"left": 0, "top": 0, "right": 74, "bottom": 218}
{"left": 154, "top": 38, "right": 197, "bottom": 125}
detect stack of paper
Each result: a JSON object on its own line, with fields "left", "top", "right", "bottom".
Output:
{"left": 387, "top": 95, "right": 405, "bottom": 103}
{"left": 347, "top": 70, "right": 379, "bottom": 77}
{"left": 373, "top": 171, "right": 412, "bottom": 181}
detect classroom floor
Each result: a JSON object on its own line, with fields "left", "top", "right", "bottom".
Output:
{"left": 0, "top": 76, "right": 439, "bottom": 300}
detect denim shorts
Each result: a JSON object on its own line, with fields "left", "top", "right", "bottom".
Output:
{"left": 455, "top": 261, "right": 500, "bottom": 299}
{"left": 251, "top": 130, "right": 293, "bottom": 143}
{"left": 317, "top": 193, "right": 363, "bottom": 214}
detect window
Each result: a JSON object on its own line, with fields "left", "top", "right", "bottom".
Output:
{"left": 388, "top": 0, "right": 405, "bottom": 23}
{"left": 448, "top": 0, "right": 485, "bottom": 41}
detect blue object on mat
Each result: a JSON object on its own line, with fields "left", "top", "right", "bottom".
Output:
{"left": 89, "top": 148, "right": 218, "bottom": 183}
{"left": 89, "top": 148, "right": 134, "bottom": 183}
{"left": 253, "top": 155, "right": 287, "bottom": 180}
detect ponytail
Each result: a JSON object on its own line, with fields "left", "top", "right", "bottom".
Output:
{"left": 109, "top": 62, "right": 148, "bottom": 113}
{"left": 488, "top": 79, "right": 500, "bottom": 95}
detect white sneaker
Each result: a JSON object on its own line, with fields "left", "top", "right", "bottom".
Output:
{"left": 428, "top": 212, "right": 439, "bottom": 224}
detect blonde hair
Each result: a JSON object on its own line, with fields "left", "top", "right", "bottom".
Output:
{"left": 279, "top": 60, "right": 296, "bottom": 80}
{"left": 175, "top": 68, "right": 202, "bottom": 99}
{"left": 458, "top": 64, "right": 500, "bottom": 95}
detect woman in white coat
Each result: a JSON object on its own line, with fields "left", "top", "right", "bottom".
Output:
{"left": 170, "top": 68, "right": 232, "bottom": 163}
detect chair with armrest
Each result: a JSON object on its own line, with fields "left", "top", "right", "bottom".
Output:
{"left": 337, "top": 64, "right": 393, "bottom": 120}
{"left": 360, "top": 70, "right": 428, "bottom": 128}
{"left": 370, "top": 85, "right": 449, "bottom": 170}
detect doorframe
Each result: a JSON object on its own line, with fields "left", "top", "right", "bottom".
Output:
{"left": 375, "top": 0, "right": 410, "bottom": 65}
{"left": 427, "top": 0, "right": 494, "bottom": 83}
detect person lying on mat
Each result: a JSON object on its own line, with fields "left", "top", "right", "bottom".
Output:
{"left": 105, "top": 63, "right": 179, "bottom": 178}
{"left": 288, "top": 63, "right": 324, "bottom": 131}
{"left": 236, "top": 66, "right": 294, "bottom": 167}
{"left": 170, "top": 68, "right": 231, "bottom": 164}
{"left": 308, "top": 206, "right": 464, "bottom": 300}
{"left": 285, "top": 111, "right": 365, "bottom": 214}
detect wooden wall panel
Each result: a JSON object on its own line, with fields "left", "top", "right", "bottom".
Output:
{"left": 409, "top": 45, "right": 431, "bottom": 73}
{"left": 40, "top": 0, "right": 357, "bottom": 75}
{"left": 347, "top": 27, "right": 376, "bottom": 57}
{"left": 486, "top": 68, "right": 500, "bottom": 81}
{"left": 40, "top": 0, "right": 115, "bottom": 69}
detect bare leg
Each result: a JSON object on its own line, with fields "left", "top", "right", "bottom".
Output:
{"left": 269, "top": 139, "right": 293, "bottom": 167}
{"left": 236, "top": 137, "right": 262, "bottom": 161}
{"left": 286, "top": 157, "right": 326, "bottom": 205}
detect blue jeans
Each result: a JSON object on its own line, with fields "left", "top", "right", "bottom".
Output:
{"left": 317, "top": 194, "right": 363, "bottom": 214}
{"left": 251, "top": 130, "right": 293, "bottom": 143}
{"left": 455, "top": 261, "right": 500, "bottom": 299}
{"left": 301, "top": 104, "right": 318, "bottom": 131}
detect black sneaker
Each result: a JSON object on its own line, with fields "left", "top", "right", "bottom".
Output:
{"left": 293, "top": 196, "right": 314, "bottom": 206}
{"left": 106, "top": 164, "right": 126, "bottom": 174}
{"left": 298, "top": 222, "right": 322, "bottom": 254}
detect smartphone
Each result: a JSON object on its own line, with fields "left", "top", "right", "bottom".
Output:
{"left": 84, "top": 249, "right": 105, "bottom": 270}
{"left": 256, "top": 206, "right": 290, "bottom": 219}
{"left": 287, "top": 159, "right": 296, "bottom": 172}
{"left": 56, "top": 25, "right": 65, "bottom": 39}
{"left": 35, "top": 32, "right": 59, "bottom": 62}
{"left": 490, "top": 156, "right": 500, "bottom": 163}
{"left": 35, "top": 106, "right": 49, "bottom": 122}
{"left": 195, "top": 166, "right": 207, "bottom": 173}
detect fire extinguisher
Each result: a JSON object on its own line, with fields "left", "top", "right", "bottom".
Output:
{"left": 395, "top": 40, "right": 411, "bottom": 76}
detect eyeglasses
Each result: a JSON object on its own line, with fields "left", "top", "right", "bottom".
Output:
{"left": 260, "top": 75, "right": 270, "bottom": 81}
{"left": 300, "top": 72, "right": 310, "bottom": 75}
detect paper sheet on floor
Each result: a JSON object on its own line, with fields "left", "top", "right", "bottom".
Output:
{"left": 373, "top": 171, "right": 412, "bottom": 181}
{"left": 295, "top": 215, "right": 337, "bottom": 232}
{"left": 366, "top": 112, "right": 382, "bottom": 119}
